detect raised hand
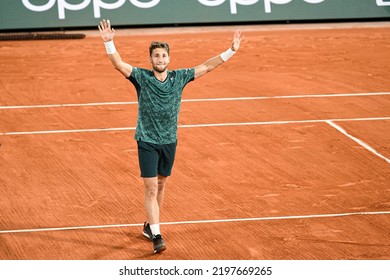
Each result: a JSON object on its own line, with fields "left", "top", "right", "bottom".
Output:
{"left": 98, "top": 19, "right": 115, "bottom": 42}
{"left": 231, "top": 30, "right": 244, "bottom": 52}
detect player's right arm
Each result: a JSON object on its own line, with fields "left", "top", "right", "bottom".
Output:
{"left": 98, "top": 19, "right": 133, "bottom": 78}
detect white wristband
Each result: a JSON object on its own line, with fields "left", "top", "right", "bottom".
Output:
{"left": 220, "top": 48, "right": 236, "bottom": 62}
{"left": 104, "top": 40, "right": 116, "bottom": 55}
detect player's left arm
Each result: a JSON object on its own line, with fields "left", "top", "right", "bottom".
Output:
{"left": 194, "top": 30, "right": 243, "bottom": 79}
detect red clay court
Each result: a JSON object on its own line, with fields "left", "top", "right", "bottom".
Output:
{"left": 0, "top": 22, "right": 389, "bottom": 260}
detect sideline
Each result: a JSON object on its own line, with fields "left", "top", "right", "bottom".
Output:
{"left": 326, "top": 120, "right": 390, "bottom": 164}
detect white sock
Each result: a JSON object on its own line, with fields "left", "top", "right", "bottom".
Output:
{"left": 150, "top": 224, "right": 160, "bottom": 236}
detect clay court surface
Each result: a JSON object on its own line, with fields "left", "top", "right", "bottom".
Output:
{"left": 0, "top": 22, "right": 389, "bottom": 260}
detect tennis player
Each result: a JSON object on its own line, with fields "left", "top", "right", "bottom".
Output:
{"left": 98, "top": 19, "right": 243, "bottom": 254}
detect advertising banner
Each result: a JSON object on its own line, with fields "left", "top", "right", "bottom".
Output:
{"left": 0, "top": 0, "right": 389, "bottom": 30}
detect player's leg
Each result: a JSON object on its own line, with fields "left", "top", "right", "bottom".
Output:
{"left": 143, "top": 176, "right": 160, "bottom": 227}
{"left": 137, "top": 141, "right": 159, "bottom": 242}
{"left": 137, "top": 141, "right": 169, "bottom": 253}
{"left": 143, "top": 176, "right": 166, "bottom": 253}
{"left": 142, "top": 176, "right": 167, "bottom": 242}
{"left": 146, "top": 142, "right": 176, "bottom": 253}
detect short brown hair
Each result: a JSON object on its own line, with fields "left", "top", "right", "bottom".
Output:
{"left": 149, "top": 41, "right": 170, "bottom": 57}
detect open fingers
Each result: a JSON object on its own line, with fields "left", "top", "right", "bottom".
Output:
{"left": 98, "top": 19, "right": 110, "bottom": 31}
{"left": 234, "top": 29, "right": 244, "bottom": 42}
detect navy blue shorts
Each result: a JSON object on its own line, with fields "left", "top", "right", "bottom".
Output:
{"left": 137, "top": 141, "right": 177, "bottom": 178}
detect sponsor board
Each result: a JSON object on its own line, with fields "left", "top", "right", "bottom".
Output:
{"left": 0, "top": 0, "right": 389, "bottom": 30}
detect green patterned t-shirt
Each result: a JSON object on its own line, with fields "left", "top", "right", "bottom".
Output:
{"left": 128, "top": 67, "right": 195, "bottom": 144}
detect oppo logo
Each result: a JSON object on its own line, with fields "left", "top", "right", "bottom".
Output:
{"left": 21, "top": 0, "right": 390, "bottom": 20}
{"left": 198, "top": 0, "right": 326, "bottom": 14}
{"left": 21, "top": 0, "right": 160, "bottom": 19}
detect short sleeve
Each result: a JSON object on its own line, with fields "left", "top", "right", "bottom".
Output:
{"left": 127, "top": 67, "right": 141, "bottom": 92}
{"left": 176, "top": 68, "right": 195, "bottom": 88}
{"left": 128, "top": 67, "right": 140, "bottom": 81}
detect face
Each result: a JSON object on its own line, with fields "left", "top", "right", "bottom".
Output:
{"left": 150, "top": 48, "right": 170, "bottom": 73}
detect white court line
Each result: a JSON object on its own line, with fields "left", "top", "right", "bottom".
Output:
{"left": 0, "top": 211, "right": 389, "bottom": 234}
{"left": 0, "top": 92, "right": 389, "bottom": 110}
{"left": 0, "top": 126, "right": 136, "bottom": 136}
{"left": 0, "top": 126, "right": 137, "bottom": 136}
{"left": 1, "top": 116, "right": 390, "bottom": 136}
{"left": 326, "top": 121, "right": 390, "bottom": 164}
{"left": 0, "top": 101, "right": 137, "bottom": 110}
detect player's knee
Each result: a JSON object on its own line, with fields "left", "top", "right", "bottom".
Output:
{"left": 158, "top": 176, "right": 168, "bottom": 191}
{"left": 145, "top": 185, "right": 158, "bottom": 198}
{"left": 144, "top": 179, "right": 158, "bottom": 198}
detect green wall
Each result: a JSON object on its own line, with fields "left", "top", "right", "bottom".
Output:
{"left": 0, "top": 0, "right": 389, "bottom": 30}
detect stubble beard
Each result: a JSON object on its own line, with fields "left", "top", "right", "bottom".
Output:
{"left": 153, "top": 64, "right": 168, "bottom": 73}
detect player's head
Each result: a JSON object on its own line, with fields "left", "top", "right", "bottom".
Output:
{"left": 149, "top": 41, "right": 170, "bottom": 57}
{"left": 149, "top": 41, "right": 170, "bottom": 73}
